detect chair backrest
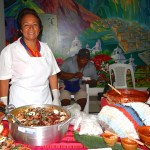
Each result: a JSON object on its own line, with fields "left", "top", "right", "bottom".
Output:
{"left": 109, "top": 63, "right": 135, "bottom": 89}
{"left": 71, "top": 84, "right": 89, "bottom": 114}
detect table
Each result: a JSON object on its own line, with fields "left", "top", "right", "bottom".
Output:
{"left": 2, "top": 120, "right": 87, "bottom": 150}
{"left": 2, "top": 117, "right": 149, "bottom": 150}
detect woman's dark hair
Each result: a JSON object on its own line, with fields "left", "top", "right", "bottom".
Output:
{"left": 17, "top": 8, "right": 43, "bottom": 37}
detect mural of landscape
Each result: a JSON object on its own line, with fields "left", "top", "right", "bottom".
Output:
{"left": 4, "top": 0, "right": 150, "bottom": 88}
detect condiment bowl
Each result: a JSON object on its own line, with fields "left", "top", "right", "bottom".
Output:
{"left": 102, "top": 132, "right": 118, "bottom": 147}
{"left": 137, "top": 126, "right": 150, "bottom": 147}
{"left": 121, "top": 138, "right": 138, "bottom": 150}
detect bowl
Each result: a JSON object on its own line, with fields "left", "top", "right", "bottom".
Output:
{"left": 137, "top": 126, "right": 150, "bottom": 147}
{"left": 121, "top": 138, "right": 138, "bottom": 150}
{"left": 102, "top": 132, "right": 118, "bottom": 147}
{"left": 105, "top": 89, "right": 149, "bottom": 104}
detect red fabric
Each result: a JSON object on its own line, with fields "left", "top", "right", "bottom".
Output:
{"left": 2, "top": 120, "right": 87, "bottom": 150}
{"left": 2, "top": 118, "right": 149, "bottom": 150}
{"left": 100, "top": 97, "right": 109, "bottom": 109}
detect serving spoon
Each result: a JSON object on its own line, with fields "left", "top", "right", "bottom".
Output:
{"left": 108, "top": 83, "right": 121, "bottom": 95}
{"left": 5, "top": 104, "right": 22, "bottom": 126}
{"left": 6, "top": 112, "right": 22, "bottom": 126}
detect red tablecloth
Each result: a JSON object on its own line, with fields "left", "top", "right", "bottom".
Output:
{"left": 100, "top": 97, "right": 110, "bottom": 110}
{"left": 2, "top": 120, "right": 87, "bottom": 150}
{"left": 2, "top": 117, "right": 149, "bottom": 150}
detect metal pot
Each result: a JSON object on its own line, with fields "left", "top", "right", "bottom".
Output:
{"left": 5, "top": 104, "right": 72, "bottom": 146}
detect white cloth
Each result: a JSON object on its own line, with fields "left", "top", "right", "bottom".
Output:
{"left": 0, "top": 38, "right": 60, "bottom": 108}
{"left": 147, "top": 97, "right": 150, "bottom": 104}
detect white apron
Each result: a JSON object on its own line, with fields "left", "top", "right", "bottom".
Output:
{"left": 9, "top": 56, "right": 52, "bottom": 108}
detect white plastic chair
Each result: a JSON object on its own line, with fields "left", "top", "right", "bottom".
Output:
{"left": 71, "top": 84, "right": 89, "bottom": 114}
{"left": 109, "top": 63, "right": 135, "bottom": 89}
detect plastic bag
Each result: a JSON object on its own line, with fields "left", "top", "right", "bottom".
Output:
{"left": 74, "top": 113, "right": 103, "bottom": 136}
{"left": 63, "top": 103, "right": 81, "bottom": 125}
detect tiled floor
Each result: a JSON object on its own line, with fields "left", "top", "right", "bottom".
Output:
{"left": 70, "top": 96, "right": 100, "bottom": 113}
{"left": 89, "top": 96, "right": 100, "bottom": 113}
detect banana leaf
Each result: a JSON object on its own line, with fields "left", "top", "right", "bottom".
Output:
{"left": 74, "top": 131, "right": 141, "bottom": 150}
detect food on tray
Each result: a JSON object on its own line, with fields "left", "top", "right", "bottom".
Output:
{"left": 0, "top": 102, "right": 6, "bottom": 121}
{"left": 104, "top": 89, "right": 149, "bottom": 104}
{"left": 0, "top": 137, "right": 31, "bottom": 150}
{"left": 14, "top": 107, "right": 69, "bottom": 126}
{"left": 0, "top": 138, "right": 15, "bottom": 149}
{"left": 0, "top": 123, "right": 30, "bottom": 149}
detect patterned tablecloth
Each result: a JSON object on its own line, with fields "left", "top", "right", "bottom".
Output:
{"left": 2, "top": 120, "right": 87, "bottom": 150}
{"left": 2, "top": 114, "right": 149, "bottom": 150}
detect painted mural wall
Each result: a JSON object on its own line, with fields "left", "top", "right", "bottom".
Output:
{"left": 4, "top": 0, "right": 150, "bottom": 88}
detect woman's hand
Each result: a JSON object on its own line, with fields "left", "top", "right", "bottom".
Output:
{"left": 52, "top": 89, "right": 61, "bottom": 106}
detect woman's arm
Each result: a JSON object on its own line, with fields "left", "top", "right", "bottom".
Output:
{"left": 49, "top": 74, "right": 58, "bottom": 90}
{"left": 0, "top": 80, "right": 9, "bottom": 97}
{"left": 0, "top": 79, "right": 9, "bottom": 105}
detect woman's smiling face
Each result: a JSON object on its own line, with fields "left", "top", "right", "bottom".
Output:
{"left": 20, "top": 14, "right": 40, "bottom": 41}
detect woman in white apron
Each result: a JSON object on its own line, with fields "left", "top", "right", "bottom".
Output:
{"left": 0, "top": 8, "right": 60, "bottom": 107}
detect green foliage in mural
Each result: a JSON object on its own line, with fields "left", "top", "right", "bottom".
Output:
{"left": 74, "top": 0, "right": 150, "bottom": 26}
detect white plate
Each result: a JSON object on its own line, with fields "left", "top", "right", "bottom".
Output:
{"left": 82, "top": 76, "right": 91, "bottom": 81}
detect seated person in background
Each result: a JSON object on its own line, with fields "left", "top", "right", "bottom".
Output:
{"left": 58, "top": 48, "right": 98, "bottom": 111}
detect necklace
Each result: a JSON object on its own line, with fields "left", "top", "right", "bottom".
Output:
{"left": 20, "top": 38, "right": 41, "bottom": 57}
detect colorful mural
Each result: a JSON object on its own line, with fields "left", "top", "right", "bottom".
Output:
{"left": 4, "top": 0, "right": 150, "bottom": 88}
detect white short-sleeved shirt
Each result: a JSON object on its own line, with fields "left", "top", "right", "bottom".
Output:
{"left": 60, "top": 55, "right": 98, "bottom": 82}
{"left": 0, "top": 38, "right": 60, "bottom": 107}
